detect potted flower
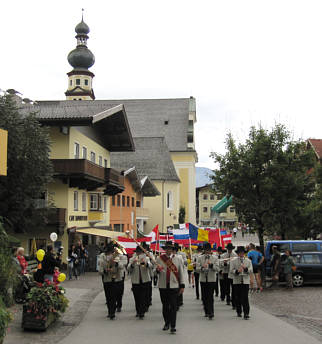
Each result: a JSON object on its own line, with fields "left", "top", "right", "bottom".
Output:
{"left": 0, "top": 297, "right": 12, "bottom": 344}
{"left": 22, "top": 280, "right": 68, "bottom": 331}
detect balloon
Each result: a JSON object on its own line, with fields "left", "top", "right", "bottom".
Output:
{"left": 57, "top": 273, "right": 66, "bottom": 282}
{"left": 36, "top": 249, "right": 45, "bottom": 262}
{"left": 50, "top": 232, "right": 58, "bottom": 242}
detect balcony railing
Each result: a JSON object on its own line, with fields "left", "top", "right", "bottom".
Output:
{"left": 51, "top": 159, "right": 124, "bottom": 194}
{"left": 136, "top": 207, "right": 150, "bottom": 218}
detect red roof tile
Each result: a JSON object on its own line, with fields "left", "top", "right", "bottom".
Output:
{"left": 308, "top": 139, "right": 322, "bottom": 160}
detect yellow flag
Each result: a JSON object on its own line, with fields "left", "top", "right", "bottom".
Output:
{"left": 197, "top": 229, "right": 209, "bottom": 242}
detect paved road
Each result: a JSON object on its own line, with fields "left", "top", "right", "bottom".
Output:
{"left": 59, "top": 278, "right": 321, "bottom": 344}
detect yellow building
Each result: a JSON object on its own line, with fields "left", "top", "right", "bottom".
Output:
{"left": 196, "top": 184, "right": 237, "bottom": 228}
{"left": 0, "top": 128, "right": 8, "bottom": 176}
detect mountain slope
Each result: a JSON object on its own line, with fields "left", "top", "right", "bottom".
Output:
{"left": 196, "top": 167, "right": 214, "bottom": 187}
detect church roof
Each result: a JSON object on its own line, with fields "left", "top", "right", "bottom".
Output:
{"left": 110, "top": 137, "right": 180, "bottom": 182}
{"left": 26, "top": 98, "right": 194, "bottom": 152}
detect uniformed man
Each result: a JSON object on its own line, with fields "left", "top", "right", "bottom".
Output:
{"left": 156, "top": 241, "right": 185, "bottom": 334}
{"left": 98, "top": 243, "right": 125, "bottom": 320}
{"left": 221, "top": 243, "right": 237, "bottom": 307}
{"left": 174, "top": 243, "right": 186, "bottom": 309}
{"left": 196, "top": 243, "right": 219, "bottom": 319}
{"left": 116, "top": 250, "right": 128, "bottom": 312}
{"left": 216, "top": 246, "right": 226, "bottom": 301}
{"left": 192, "top": 246, "right": 203, "bottom": 300}
{"left": 229, "top": 246, "right": 253, "bottom": 319}
{"left": 128, "top": 245, "right": 152, "bottom": 319}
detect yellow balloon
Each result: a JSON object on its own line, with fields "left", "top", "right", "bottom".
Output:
{"left": 57, "top": 273, "right": 66, "bottom": 282}
{"left": 36, "top": 249, "right": 45, "bottom": 262}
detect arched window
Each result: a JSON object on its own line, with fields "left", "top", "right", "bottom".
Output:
{"left": 167, "top": 191, "right": 173, "bottom": 210}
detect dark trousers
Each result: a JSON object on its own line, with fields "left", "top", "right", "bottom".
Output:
{"left": 223, "top": 274, "right": 235, "bottom": 306}
{"left": 132, "top": 282, "right": 149, "bottom": 316}
{"left": 177, "top": 292, "right": 183, "bottom": 307}
{"left": 159, "top": 288, "right": 179, "bottom": 328}
{"left": 153, "top": 273, "right": 158, "bottom": 286}
{"left": 104, "top": 281, "right": 122, "bottom": 316}
{"left": 148, "top": 281, "right": 153, "bottom": 306}
{"left": 200, "top": 282, "right": 216, "bottom": 316}
{"left": 219, "top": 278, "right": 225, "bottom": 300}
{"left": 235, "top": 284, "right": 250, "bottom": 316}
{"left": 194, "top": 272, "right": 200, "bottom": 299}
{"left": 116, "top": 279, "right": 125, "bottom": 309}
{"left": 214, "top": 274, "right": 219, "bottom": 296}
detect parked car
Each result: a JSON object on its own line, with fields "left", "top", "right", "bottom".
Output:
{"left": 279, "top": 252, "right": 322, "bottom": 287}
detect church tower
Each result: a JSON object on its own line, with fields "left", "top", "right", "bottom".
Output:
{"left": 65, "top": 14, "right": 95, "bottom": 100}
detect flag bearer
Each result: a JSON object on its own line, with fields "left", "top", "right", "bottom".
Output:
{"left": 156, "top": 241, "right": 185, "bottom": 334}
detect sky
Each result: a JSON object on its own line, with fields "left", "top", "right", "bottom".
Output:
{"left": 2, "top": 0, "right": 322, "bottom": 169}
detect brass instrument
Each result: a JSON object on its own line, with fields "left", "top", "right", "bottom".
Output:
{"left": 106, "top": 247, "right": 120, "bottom": 279}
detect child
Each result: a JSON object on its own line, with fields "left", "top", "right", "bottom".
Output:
{"left": 53, "top": 267, "right": 60, "bottom": 285}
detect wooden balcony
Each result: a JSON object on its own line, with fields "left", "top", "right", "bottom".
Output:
{"left": 136, "top": 207, "right": 150, "bottom": 218}
{"left": 52, "top": 159, "right": 124, "bottom": 194}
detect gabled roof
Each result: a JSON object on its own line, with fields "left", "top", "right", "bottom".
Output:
{"left": 110, "top": 137, "right": 180, "bottom": 182}
{"left": 19, "top": 102, "right": 134, "bottom": 152}
{"left": 308, "top": 139, "right": 322, "bottom": 160}
{"left": 22, "top": 97, "right": 194, "bottom": 152}
{"left": 141, "top": 176, "right": 160, "bottom": 197}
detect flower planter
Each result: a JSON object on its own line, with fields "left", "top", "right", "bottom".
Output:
{"left": 22, "top": 306, "right": 58, "bottom": 331}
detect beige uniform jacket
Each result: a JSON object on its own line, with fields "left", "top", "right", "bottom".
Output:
{"left": 196, "top": 254, "right": 219, "bottom": 282}
{"left": 156, "top": 255, "right": 185, "bottom": 289}
{"left": 220, "top": 251, "right": 238, "bottom": 277}
{"left": 229, "top": 257, "right": 253, "bottom": 285}
{"left": 99, "top": 253, "right": 126, "bottom": 282}
{"left": 128, "top": 254, "right": 152, "bottom": 284}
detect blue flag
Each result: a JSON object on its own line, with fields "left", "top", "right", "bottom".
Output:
{"left": 189, "top": 223, "right": 199, "bottom": 240}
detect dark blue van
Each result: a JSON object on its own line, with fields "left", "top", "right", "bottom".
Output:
{"left": 265, "top": 240, "right": 322, "bottom": 274}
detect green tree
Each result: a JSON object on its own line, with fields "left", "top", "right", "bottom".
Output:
{"left": 0, "top": 94, "right": 53, "bottom": 233}
{"left": 210, "top": 124, "right": 315, "bottom": 248}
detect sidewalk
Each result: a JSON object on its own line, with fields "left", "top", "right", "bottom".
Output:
{"left": 4, "top": 272, "right": 103, "bottom": 344}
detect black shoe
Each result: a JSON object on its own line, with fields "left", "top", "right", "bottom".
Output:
{"left": 244, "top": 315, "right": 250, "bottom": 320}
{"left": 221, "top": 298, "right": 225, "bottom": 302}
{"left": 163, "top": 324, "right": 169, "bottom": 331}
{"left": 109, "top": 314, "right": 115, "bottom": 320}
{"left": 215, "top": 294, "right": 218, "bottom": 297}
{"left": 170, "top": 328, "right": 176, "bottom": 334}
{"left": 117, "top": 307, "right": 122, "bottom": 313}
{"left": 237, "top": 313, "right": 242, "bottom": 318}
{"left": 139, "top": 315, "right": 144, "bottom": 320}
{"left": 232, "top": 306, "right": 236, "bottom": 310}
{"left": 136, "top": 314, "right": 139, "bottom": 317}
{"left": 226, "top": 302, "right": 231, "bottom": 305}
{"left": 208, "top": 314, "right": 214, "bottom": 320}
{"left": 204, "top": 313, "right": 209, "bottom": 317}
{"left": 196, "top": 296, "right": 199, "bottom": 300}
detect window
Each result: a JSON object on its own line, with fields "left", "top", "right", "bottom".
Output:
{"left": 90, "top": 151, "right": 96, "bottom": 163}
{"left": 104, "top": 159, "right": 108, "bottom": 168}
{"left": 203, "top": 194, "right": 208, "bottom": 200}
{"left": 99, "top": 156, "right": 103, "bottom": 166}
{"left": 117, "top": 195, "right": 121, "bottom": 207}
{"left": 84, "top": 79, "right": 89, "bottom": 86}
{"left": 301, "top": 254, "right": 321, "bottom": 264}
{"left": 127, "top": 196, "right": 130, "bottom": 207}
{"left": 90, "top": 194, "right": 98, "bottom": 210}
{"left": 103, "top": 197, "right": 107, "bottom": 212}
{"left": 74, "top": 191, "right": 78, "bottom": 211}
{"left": 74, "top": 142, "right": 80, "bottom": 159}
{"left": 122, "top": 196, "right": 125, "bottom": 207}
{"left": 210, "top": 194, "right": 215, "bottom": 200}
{"left": 136, "top": 200, "right": 141, "bottom": 207}
{"left": 132, "top": 197, "right": 134, "bottom": 207}
{"left": 76, "top": 79, "right": 80, "bottom": 86}
{"left": 203, "top": 207, "right": 208, "bottom": 213}
{"left": 230, "top": 207, "right": 235, "bottom": 213}
{"left": 167, "top": 191, "right": 173, "bottom": 210}
{"left": 293, "top": 243, "right": 318, "bottom": 252}
{"left": 112, "top": 195, "right": 115, "bottom": 206}
{"left": 70, "top": 80, "right": 72, "bottom": 86}
{"left": 131, "top": 211, "right": 134, "bottom": 225}
{"left": 114, "top": 224, "right": 124, "bottom": 232}
{"left": 82, "top": 146, "right": 87, "bottom": 159}
{"left": 82, "top": 192, "right": 87, "bottom": 211}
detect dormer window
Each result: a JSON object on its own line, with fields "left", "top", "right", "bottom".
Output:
{"left": 76, "top": 79, "right": 80, "bottom": 86}
{"left": 70, "top": 80, "right": 72, "bottom": 86}
{"left": 84, "top": 79, "right": 89, "bottom": 86}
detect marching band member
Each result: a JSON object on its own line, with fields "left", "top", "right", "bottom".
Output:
{"left": 128, "top": 245, "right": 152, "bottom": 319}
{"left": 156, "top": 241, "right": 185, "bottom": 334}
{"left": 229, "top": 246, "right": 253, "bottom": 319}
{"left": 116, "top": 251, "right": 128, "bottom": 313}
{"left": 196, "top": 243, "right": 219, "bottom": 319}
{"left": 192, "top": 246, "right": 203, "bottom": 300}
{"left": 221, "top": 243, "right": 237, "bottom": 307}
{"left": 98, "top": 243, "right": 125, "bottom": 320}
{"left": 174, "top": 243, "right": 186, "bottom": 309}
{"left": 216, "top": 246, "right": 226, "bottom": 300}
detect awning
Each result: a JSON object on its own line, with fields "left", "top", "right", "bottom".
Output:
{"left": 76, "top": 228, "right": 125, "bottom": 239}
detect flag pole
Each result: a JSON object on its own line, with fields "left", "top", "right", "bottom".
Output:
{"left": 219, "top": 228, "right": 223, "bottom": 248}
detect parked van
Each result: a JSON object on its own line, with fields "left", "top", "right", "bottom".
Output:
{"left": 265, "top": 240, "right": 322, "bottom": 274}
